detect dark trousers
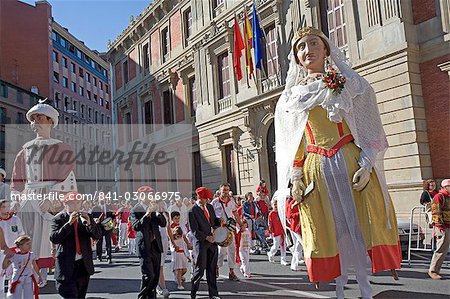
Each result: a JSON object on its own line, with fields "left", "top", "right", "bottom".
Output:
{"left": 191, "top": 241, "right": 219, "bottom": 298}
{"left": 56, "top": 260, "right": 90, "bottom": 299}
{"left": 96, "top": 229, "right": 112, "bottom": 260}
{"left": 138, "top": 241, "right": 161, "bottom": 299}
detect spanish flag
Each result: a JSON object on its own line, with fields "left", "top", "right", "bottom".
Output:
{"left": 243, "top": 10, "right": 254, "bottom": 78}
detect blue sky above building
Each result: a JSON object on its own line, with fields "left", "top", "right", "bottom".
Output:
{"left": 21, "top": 0, "right": 152, "bottom": 52}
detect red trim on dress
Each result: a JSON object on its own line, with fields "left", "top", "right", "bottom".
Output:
{"left": 368, "top": 241, "right": 402, "bottom": 273}
{"left": 337, "top": 123, "right": 344, "bottom": 137}
{"left": 305, "top": 122, "right": 315, "bottom": 144}
{"left": 307, "top": 135, "right": 354, "bottom": 158}
{"left": 293, "top": 160, "right": 304, "bottom": 167}
{"left": 305, "top": 254, "right": 341, "bottom": 282}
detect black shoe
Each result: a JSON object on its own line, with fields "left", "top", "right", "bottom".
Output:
{"left": 98, "top": 256, "right": 103, "bottom": 262}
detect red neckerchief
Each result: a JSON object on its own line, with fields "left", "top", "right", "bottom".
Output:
{"left": 219, "top": 196, "right": 231, "bottom": 207}
{"left": 170, "top": 223, "right": 179, "bottom": 229}
{"left": 0, "top": 213, "right": 13, "bottom": 221}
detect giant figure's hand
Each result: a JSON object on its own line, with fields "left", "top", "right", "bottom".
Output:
{"left": 292, "top": 180, "right": 306, "bottom": 203}
{"left": 352, "top": 167, "right": 370, "bottom": 191}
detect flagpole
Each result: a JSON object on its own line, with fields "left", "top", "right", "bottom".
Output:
{"left": 254, "top": 7, "right": 281, "bottom": 86}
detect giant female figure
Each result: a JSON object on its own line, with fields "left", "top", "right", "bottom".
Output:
{"left": 275, "top": 27, "right": 401, "bottom": 299}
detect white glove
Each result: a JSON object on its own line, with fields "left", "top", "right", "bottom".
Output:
{"left": 352, "top": 167, "right": 370, "bottom": 191}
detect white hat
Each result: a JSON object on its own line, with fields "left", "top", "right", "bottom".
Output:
{"left": 26, "top": 102, "right": 59, "bottom": 128}
{"left": 0, "top": 168, "right": 5, "bottom": 177}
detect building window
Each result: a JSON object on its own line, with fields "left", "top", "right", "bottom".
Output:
{"left": 79, "top": 86, "right": 84, "bottom": 96}
{"left": 143, "top": 44, "right": 150, "bottom": 69}
{"left": 0, "top": 108, "right": 6, "bottom": 124}
{"left": 161, "top": 27, "right": 170, "bottom": 63}
{"left": 95, "top": 111, "right": 98, "bottom": 123}
{"left": 79, "top": 67, "right": 84, "bottom": 77}
{"left": 64, "top": 97, "right": 69, "bottom": 112}
{"left": 99, "top": 82, "right": 103, "bottom": 90}
{"left": 188, "top": 76, "right": 196, "bottom": 117}
{"left": 81, "top": 104, "right": 85, "bottom": 117}
{"left": 52, "top": 31, "right": 57, "bottom": 41}
{"left": 60, "top": 37, "right": 67, "bottom": 48}
{"left": 88, "top": 107, "right": 92, "bottom": 119}
{"left": 125, "top": 112, "right": 132, "bottom": 142}
{"left": 327, "top": 0, "right": 347, "bottom": 48}
{"left": 53, "top": 71, "right": 59, "bottom": 83}
{"left": 16, "top": 113, "right": 24, "bottom": 124}
{"left": 52, "top": 51, "right": 58, "bottom": 62}
{"left": 163, "top": 90, "right": 174, "bottom": 124}
{"left": 217, "top": 52, "right": 230, "bottom": 99}
{"left": 93, "top": 77, "right": 97, "bottom": 87}
{"left": 63, "top": 77, "right": 68, "bottom": 88}
{"left": 87, "top": 90, "right": 91, "bottom": 100}
{"left": 100, "top": 97, "right": 104, "bottom": 107}
{"left": 62, "top": 57, "right": 68, "bottom": 68}
{"left": 0, "top": 83, "right": 8, "bottom": 98}
{"left": 105, "top": 101, "right": 110, "bottom": 110}
{"left": 16, "top": 91, "right": 23, "bottom": 104}
{"left": 184, "top": 8, "right": 192, "bottom": 46}
{"left": 144, "top": 100, "right": 154, "bottom": 134}
{"left": 72, "top": 100, "right": 77, "bottom": 111}
{"left": 105, "top": 85, "right": 109, "bottom": 94}
{"left": 215, "top": 0, "right": 224, "bottom": 8}
{"left": 264, "top": 24, "right": 279, "bottom": 78}
{"left": 93, "top": 94, "right": 97, "bottom": 103}
{"left": 123, "top": 61, "right": 129, "bottom": 83}
{"left": 71, "top": 82, "right": 76, "bottom": 92}
{"left": 85, "top": 72, "right": 90, "bottom": 82}
{"left": 54, "top": 92, "right": 60, "bottom": 108}
{"left": 70, "top": 62, "right": 75, "bottom": 73}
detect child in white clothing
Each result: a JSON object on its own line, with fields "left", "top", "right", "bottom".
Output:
{"left": 171, "top": 227, "right": 191, "bottom": 290}
{"left": 239, "top": 219, "right": 251, "bottom": 278}
{"left": 0, "top": 200, "right": 25, "bottom": 296}
{"left": 2, "top": 235, "right": 42, "bottom": 299}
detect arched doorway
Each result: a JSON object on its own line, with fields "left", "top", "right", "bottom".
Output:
{"left": 266, "top": 122, "right": 277, "bottom": 194}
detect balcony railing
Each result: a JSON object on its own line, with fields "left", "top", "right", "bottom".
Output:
{"left": 217, "top": 96, "right": 232, "bottom": 113}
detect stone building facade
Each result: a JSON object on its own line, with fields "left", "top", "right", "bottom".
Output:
{"left": 109, "top": 0, "right": 449, "bottom": 217}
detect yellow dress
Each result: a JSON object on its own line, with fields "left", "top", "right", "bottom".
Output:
{"left": 294, "top": 106, "right": 401, "bottom": 282}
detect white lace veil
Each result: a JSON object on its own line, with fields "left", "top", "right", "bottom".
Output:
{"left": 275, "top": 29, "right": 392, "bottom": 229}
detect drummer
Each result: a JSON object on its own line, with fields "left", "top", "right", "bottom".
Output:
{"left": 188, "top": 187, "right": 221, "bottom": 299}
{"left": 211, "top": 183, "right": 240, "bottom": 281}
{"left": 91, "top": 198, "right": 115, "bottom": 264}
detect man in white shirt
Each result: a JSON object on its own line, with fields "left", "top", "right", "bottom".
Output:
{"left": 211, "top": 183, "right": 239, "bottom": 281}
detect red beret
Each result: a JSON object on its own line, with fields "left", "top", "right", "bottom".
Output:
{"left": 137, "top": 186, "right": 154, "bottom": 193}
{"left": 195, "top": 187, "right": 213, "bottom": 199}
{"left": 62, "top": 192, "right": 80, "bottom": 202}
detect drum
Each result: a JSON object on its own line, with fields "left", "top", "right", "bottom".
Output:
{"left": 101, "top": 217, "right": 115, "bottom": 230}
{"left": 213, "top": 227, "right": 233, "bottom": 247}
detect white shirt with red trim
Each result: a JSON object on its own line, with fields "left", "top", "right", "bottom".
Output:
{"left": 10, "top": 251, "right": 35, "bottom": 282}
{"left": 0, "top": 214, "right": 25, "bottom": 248}
{"left": 211, "top": 197, "right": 237, "bottom": 222}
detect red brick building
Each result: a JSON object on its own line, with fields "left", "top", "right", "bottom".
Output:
{"left": 0, "top": 0, "right": 113, "bottom": 194}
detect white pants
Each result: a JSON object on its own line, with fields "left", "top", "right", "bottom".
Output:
{"left": 128, "top": 238, "right": 136, "bottom": 255}
{"left": 7, "top": 276, "right": 33, "bottom": 299}
{"left": 218, "top": 234, "right": 236, "bottom": 270}
{"left": 239, "top": 248, "right": 250, "bottom": 275}
{"left": 268, "top": 235, "right": 286, "bottom": 262}
{"left": 290, "top": 231, "right": 304, "bottom": 270}
{"left": 118, "top": 223, "right": 128, "bottom": 246}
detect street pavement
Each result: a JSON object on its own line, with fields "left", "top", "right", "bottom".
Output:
{"left": 40, "top": 250, "right": 450, "bottom": 298}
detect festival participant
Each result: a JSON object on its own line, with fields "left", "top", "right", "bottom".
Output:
{"left": 211, "top": 183, "right": 239, "bottom": 281}
{"left": 3, "top": 235, "right": 42, "bottom": 299}
{"left": 130, "top": 186, "right": 166, "bottom": 299}
{"left": 171, "top": 226, "right": 190, "bottom": 290}
{"left": 0, "top": 200, "right": 25, "bottom": 296}
{"left": 10, "top": 100, "right": 77, "bottom": 287}
{"left": 242, "top": 192, "right": 259, "bottom": 251}
{"left": 286, "top": 196, "right": 304, "bottom": 271}
{"left": 0, "top": 168, "right": 10, "bottom": 201}
{"left": 91, "top": 199, "right": 115, "bottom": 264}
{"left": 169, "top": 198, "right": 188, "bottom": 233}
{"left": 274, "top": 26, "right": 401, "bottom": 298}
{"left": 188, "top": 187, "right": 221, "bottom": 299}
{"left": 156, "top": 200, "right": 170, "bottom": 298}
{"left": 267, "top": 198, "right": 288, "bottom": 266}
{"left": 50, "top": 192, "right": 101, "bottom": 298}
{"left": 238, "top": 219, "right": 251, "bottom": 278}
{"left": 428, "top": 179, "right": 450, "bottom": 280}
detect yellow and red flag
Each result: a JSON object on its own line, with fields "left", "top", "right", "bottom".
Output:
{"left": 243, "top": 10, "right": 254, "bottom": 78}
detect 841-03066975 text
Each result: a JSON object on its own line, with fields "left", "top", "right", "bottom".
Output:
{"left": 96, "top": 191, "right": 181, "bottom": 201}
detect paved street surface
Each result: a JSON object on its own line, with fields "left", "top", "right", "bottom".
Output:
{"left": 40, "top": 250, "right": 450, "bottom": 298}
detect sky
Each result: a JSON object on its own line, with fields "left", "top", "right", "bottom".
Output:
{"left": 21, "top": 0, "right": 153, "bottom": 52}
